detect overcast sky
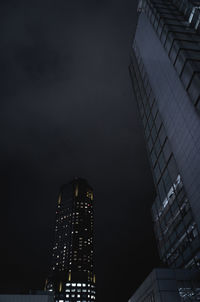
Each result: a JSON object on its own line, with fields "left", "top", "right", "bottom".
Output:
{"left": 0, "top": 0, "right": 160, "bottom": 301}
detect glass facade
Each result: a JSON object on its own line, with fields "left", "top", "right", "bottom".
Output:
{"left": 45, "top": 178, "right": 96, "bottom": 302}
{"left": 129, "top": 38, "right": 200, "bottom": 268}
{"left": 138, "top": 0, "right": 200, "bottom": 110}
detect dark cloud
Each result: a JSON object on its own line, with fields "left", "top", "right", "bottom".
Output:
{"left": 0, "top": 0, "right": 160, "bottom": 301}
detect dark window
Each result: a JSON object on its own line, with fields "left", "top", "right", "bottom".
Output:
{"left": 155, "top": 113, "right": 162, "bottom": 131}
{"left": 148, "top": 114, "right": 154, "bottom": 130}
{"left": 148, "top": 90, "right": 155, "bottom": 108}
{"left": 151, "top": 150, "right": 157, "bottom": 167}
{"left": 151, "top": 125, "right": 157, "bottom": 143}
{"left": 154, "top": 162, "right": 161, "bottom": 183}
{"left": 154, "top": 138, "right": 161, "bottom": 156}
{"left": 163, "top": 140, "right": 171, "bottom": 162}
{"left": 158, "top": 152, "right": 166, "bottom": 173}
{"left": 151, "top": 102, "right": 158, "bottom": 119}
{"left": 158, "top": 179, "right": 166, "bottom": 202}
{"left": 158, "top": 125, "right": 166, "bottom": 146}
{"left": 163, "top": 168, "right": 172, "bottom": 193}
{"left": 145, "top": 124, "right": 150, "bottom": 139}
{"left": 168, "top": 156, "right": 178, "bottom": 183}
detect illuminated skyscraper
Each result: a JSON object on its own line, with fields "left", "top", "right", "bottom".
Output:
{"left": 129, "top": 0, "right": 200, "bottom": 270}
{"left": 45, "top": 178, "right": 96, "bottom": 302}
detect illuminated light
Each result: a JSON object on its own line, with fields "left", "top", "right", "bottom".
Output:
{"left": 93, "top": 274, "right": 96, "bottom": 283}
{"left": 158, "top": 174, "right": 182, "bottom": 218}
{"left": 68, "top": 272, "right": 71, "bottom": 281}
{"left": 75, "top": 185, "right": 79, "bottom": 197}
{"left": 44, "top": 279, "right": 48, "bottom": 290}
{"left": 59, "top": 282, "right": 62, "bottom": 292}
{"left": 58, "top": 194, "right": 61, "bottom": 205}
{"left": 86, "top": 191, "right": 93, "bottom": 200}
{"left": 77, "top": 283, "right": 81, "bottom": 287}
{"left": 72, "top": 283, "right": 76, "bottom": 287}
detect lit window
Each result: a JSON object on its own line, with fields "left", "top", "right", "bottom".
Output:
{"left": 72, "top": 283, "right": 76, "bottom": 287}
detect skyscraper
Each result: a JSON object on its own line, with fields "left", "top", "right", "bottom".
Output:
{"left": 45, "top": 178, "right": 96, "bottom": 302}
{"left": 129, "top": 0, "right": 200, "bottom": 270}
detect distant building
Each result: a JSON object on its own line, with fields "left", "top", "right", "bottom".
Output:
{"left": 128, "top": 268, "right": 200, "bottom": 302}
{"left": 45, "top": 178, "right": 96, "bottom": 302}
{"left": 129, "top": 0, "right": 200, "bottom": 269}
{"left": 0, "top": 295, "right": 53, "bottom": 302}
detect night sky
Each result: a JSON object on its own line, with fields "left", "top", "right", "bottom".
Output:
{"left": 0, "top": 0, "right": 160, "bottom": 301}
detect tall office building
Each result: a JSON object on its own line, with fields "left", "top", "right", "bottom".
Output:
{"left": 45, "top": 178, "right": 96, "bottom": 302}
{"left": 129, "top": 0, "right": 200, "bottom": 270}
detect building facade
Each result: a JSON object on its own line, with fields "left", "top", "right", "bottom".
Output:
{"left": 45, "top": 178, "right": 96, "bottom": 302}
{"left": 128, "top": 268, "right": 200, "bottom": 302}
{"left": 0, "top": 295, "right": 54, "bottom": 302}
{"left": 129, "top": 0, "right": 200, "bottom": 269}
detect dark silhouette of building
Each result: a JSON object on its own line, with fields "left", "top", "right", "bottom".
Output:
{"left": 129, "top": 0, "right": 200, "bottom": 271}
{"left": 45, "top": 178, "right": 96, "bottom": 302}
{"left": 0, "top": 295, "right": 53, "bottom": 302}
